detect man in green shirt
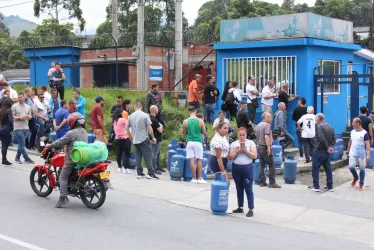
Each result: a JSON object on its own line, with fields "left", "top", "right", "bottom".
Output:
{"left": 183, "top": 106, "right": 207, "bottom": 184}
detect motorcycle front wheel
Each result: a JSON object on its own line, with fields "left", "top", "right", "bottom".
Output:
{"left": 80, "top": 175, "right": 106, "bottom": 209}
{"left": 30, "top": 167, "right": 53, "bottom": 197}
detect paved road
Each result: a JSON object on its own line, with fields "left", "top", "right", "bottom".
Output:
{"left": 0, "top": 166, "right": 372, "bottom": 250}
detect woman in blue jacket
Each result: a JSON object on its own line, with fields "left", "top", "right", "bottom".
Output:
{"left": 0, "top": 98, "right": 14, "bottom": 165}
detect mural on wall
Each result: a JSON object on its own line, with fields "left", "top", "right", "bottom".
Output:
{"left": 220, "top": 13, "right": 353, "bottom": 44}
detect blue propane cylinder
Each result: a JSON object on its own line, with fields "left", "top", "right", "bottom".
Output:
{"left": 176, "top": 148, "right": 187, "bottom": 157}
{"left": 336, "top": 137, "right": 344, "bottom": 160}
{"left": 168, "top": 144, "right": 173, "bottom": 151}
{"left": 227, "top": 160, "right": 233, "bottom": 173}
{"left": 167, "top": 149, "right": 176, "bottom": 170}
{"left": 210, "top": 173, "right": 229, "bottom": 215}
{"left": 253, "top": 159, "right": 260, "bottom": 185}
{"left": 272, "top": 140, "right": 283, "bottom": 168}
{"left": 283, "top": 155, "right": 297, "bottom": 184}
{"left": 170, "top": 155, "right": 185, "bottom": 181}
{"left": 368, "top": 148, "right": 374, "bottom": 169}
{"left": 171, "top": 138, "right": 178, "bottom": 146}
{"left": 88, "top": 133, "right": 96, "bottom": 143}
{"left": 197, "top": 158, "right": 209, "bottom": 180}
{"left": 331, "top": 148, "right": 340, "bottom": 162}
{"left": 183, "top": 157, "right": 193, "bottom": 181}
{"left": 49, "top": 132, "right": 57, "bottom": 142}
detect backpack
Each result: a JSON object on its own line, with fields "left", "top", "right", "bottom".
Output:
{"left": 225, "top": 91, "right": 235, "bottom": 104}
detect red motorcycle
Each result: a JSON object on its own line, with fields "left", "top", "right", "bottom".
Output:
{"left": 30, "top": 148, "right": 112, "bottom": 209}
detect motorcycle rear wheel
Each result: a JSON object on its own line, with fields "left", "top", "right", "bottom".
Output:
{"left": 30, "top": 167, "right": 53, "bottom": 197}
{"left": 80, "top": 176, "right": 106, "bottom": 209}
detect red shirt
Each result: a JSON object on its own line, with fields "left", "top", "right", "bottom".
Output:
{"left": 91, "top": 104, "right": 104, "bottom": 130}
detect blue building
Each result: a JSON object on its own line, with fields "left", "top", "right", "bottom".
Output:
{"left": 214, "top": 13, "right": 373, "bottom": 146}
{"left": 24, "top": 46, "right": 80, "bottom": 87}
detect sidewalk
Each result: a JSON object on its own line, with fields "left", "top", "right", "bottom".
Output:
{"left": 4, "top": 148, "right": 374, "bottom": 247}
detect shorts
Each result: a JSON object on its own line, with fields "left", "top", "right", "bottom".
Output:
{"left": 186, "top": 141, "right": 203, "bottom": 160}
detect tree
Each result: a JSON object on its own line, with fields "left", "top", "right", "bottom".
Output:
{"left": 33, "top": 0, "right": 86, "bottom": 31}
{"left": 282, "top": 0, "right": 295, "bottom": 12}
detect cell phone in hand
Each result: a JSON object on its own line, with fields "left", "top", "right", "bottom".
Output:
{"left": 240, "top": 142, "right": 245, "bottom": 148}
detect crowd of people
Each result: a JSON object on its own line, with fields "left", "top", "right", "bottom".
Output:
{"left": 185, "top": 73, "right": 373, "bottom": 217}
{"left": 0, "top": 67, "right": 373, "bottom": 214}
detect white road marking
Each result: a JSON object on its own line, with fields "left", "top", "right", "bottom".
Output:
{"left": 0, "top": 233, "right": 47, "bottom": 250}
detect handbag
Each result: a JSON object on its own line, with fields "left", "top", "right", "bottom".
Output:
{"left": 248, "top": 97, "right": 259, "bottom": 108}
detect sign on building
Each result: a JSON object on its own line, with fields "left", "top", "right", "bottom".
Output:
{"left": 220, "top": 13, "right": 353, "bottom": 44}
{"left": 149, "top": 66, "right": 163, "bottom": 81}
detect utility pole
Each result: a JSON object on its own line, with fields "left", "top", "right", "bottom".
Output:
{"left": 112, "top": 0, "right": 119, "bottom": 44}
{"left": 175, "top": 0, "right": 183, "bottom": 91}
{"left": 137, "top": 0, "right": 145, "bottom": 89}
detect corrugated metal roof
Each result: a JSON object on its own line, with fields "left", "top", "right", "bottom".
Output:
{"left": 1, "top": 69, "right": 30, "bottom": 80}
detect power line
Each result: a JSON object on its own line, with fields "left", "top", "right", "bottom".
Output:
{"left": 0, "top": 1, "right": 33, "bottom": 9}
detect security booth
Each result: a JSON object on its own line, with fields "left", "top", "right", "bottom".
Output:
{"left": 214, "top": 13, "right": 372, "bottom": 146}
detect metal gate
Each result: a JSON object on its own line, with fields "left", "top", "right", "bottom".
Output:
{"left": 314, "top": 71, "right": 373, "bottom": 129}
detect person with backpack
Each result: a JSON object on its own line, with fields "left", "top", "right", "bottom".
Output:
{"left": 221, "top": 81, "right": 233, "bottom": 120}
{"left": 225, "top": 81, "right": 241, "bottom": 120}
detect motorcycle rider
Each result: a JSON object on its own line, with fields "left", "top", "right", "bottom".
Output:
{"left": 46, "top": 112, "right": 88, "bottom": 208}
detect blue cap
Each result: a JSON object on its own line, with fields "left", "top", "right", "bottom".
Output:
{"left": 95, "top": 96, "right": 104, "bottom": 103}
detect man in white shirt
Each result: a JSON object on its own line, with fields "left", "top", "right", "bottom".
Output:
{"left": 40, "top": 85, "right": 51, "bottom": 103}
{"left": 347, "top": 118, "right": 371, "bottom": 191}
{"left": 297, "top": 106, "right": 316, "bottom": 164}
{"left": 246, "top": 75, "right": 259, "bottom": 122}
{"left": 4, "top": 83, "right": 18, "bottom": 103}
{"left": 261, "top": 81, "right": 276, "bottom": 115}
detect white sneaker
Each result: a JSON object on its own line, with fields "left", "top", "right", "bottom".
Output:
{"left": 121, "top": 168, "right": 129, "bottom": 174}
{"left": 197, "top": 179, "right": 207, "bottom": 184}
{"left": 299, "top": 157, "right": 305, "bottom": 161}
{"left": 118, "top": 167, "right": 124, "bottom": 172}
{"left": 126, "top": 169, "right": 131, "bottom": 173}
{"left": 137, "top": 175, "right": 142, "bottom": 179}
{"left": 190, "top": 179, "right": 198, "bottom": 183}
{"left": 226, "top": 208, "right": 233, "bottom": 214}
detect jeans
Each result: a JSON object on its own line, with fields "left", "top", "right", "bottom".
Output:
{"left": 204, "top": 103, "right": 216, "bottom": 124}
{"left": 107, "top": 125, "right": 115, "bottom": 150}
{"left": 209, "top": 155, "right": 228, "bottom": 173}
{"left": 134, "top": 139, "right": 154, "bottom": 176}
{"left": 26, "top": 118, "right": 37, "bottom": 149}
{"left": 151, "top": 142, "right": 161, "bottom": 170}
{"left": 283, "top": 131, "right": 294, "bottom": 149}
{"left": 258, "top": 146, "right": 276, "bottom": 184}
{"left": 116, "top": 138, "right": 131, "bottom": 169}
{"left": 296, "top": 130, "right": 304, "bottom": 157}
{"left": 312, "top": 149, "right": 333, "bottom": 189}
{"left": 56, "top": 129, "right": 69, "bottom": 139}
{"left": 302, "top": 137, "right": 315, "bottom": 162}
{"left": 232, "top": 163, "right": 254, "bottom": 209}
{"left": 247, "top": 103, "right": 256, "bottom": 122}
{"left": 349, "top": 157, "right": 366, "bottom": 185}
{"left": 59, "top": 164, "right": 75, "bottom": 198}
{"left": 14, "top": 130, "right": 31, "bottom": 161}
{"left": 0, "top": 132, "right": 12, "bottom": 162}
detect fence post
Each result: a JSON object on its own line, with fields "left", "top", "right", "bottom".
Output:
{"left": 161, "top": 31, "right": 171, "bottom": 91}
{"left": 350, "top": 72, "right": 359, "bottom": 124}
{"left": 109, "top": 34, "right": 119, "bottom": 88}
{"left": 25, "top": 37, "right": 37, "bottom": 86}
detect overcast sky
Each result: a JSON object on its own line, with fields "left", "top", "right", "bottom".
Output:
{"left": 1, "top": 0, "right": 316, "bottom": 34}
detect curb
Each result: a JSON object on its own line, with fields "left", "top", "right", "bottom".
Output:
{"left": 206, "top": 158, "right": 348, "bottom": 180}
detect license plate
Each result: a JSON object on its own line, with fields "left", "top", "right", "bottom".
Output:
{"left": 99, "top": 171, "right": 110, "bottom": 179}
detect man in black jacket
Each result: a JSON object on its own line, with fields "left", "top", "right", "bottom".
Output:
{"left": 145, "top": 84, "right": 165, "bottom": 128}
{"left": 292, "top": 97, "right": 307, "bottom": 160}
{"left": 203, "top": 75, "right": 219, "bottom": 124}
